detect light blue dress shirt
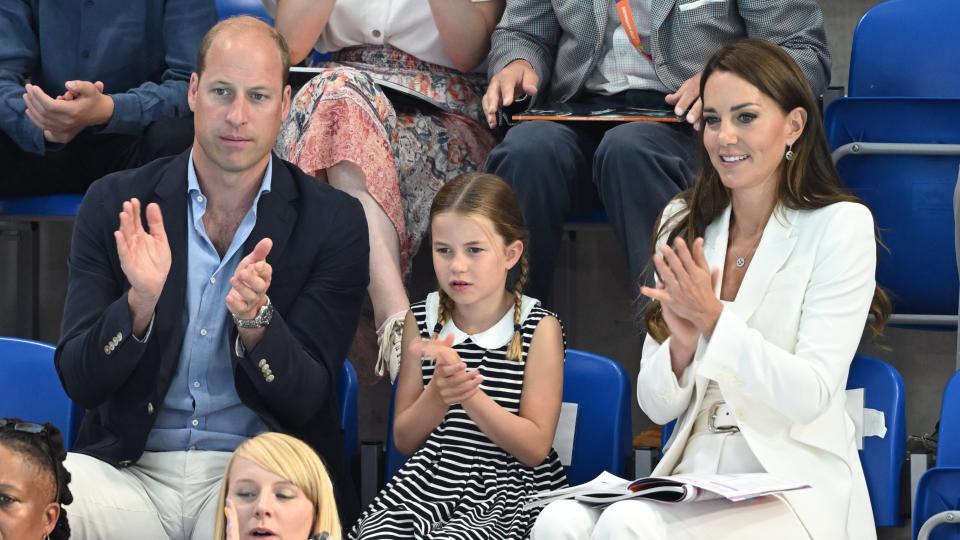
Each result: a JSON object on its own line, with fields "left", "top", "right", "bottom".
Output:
{"left": 145, "top": 152, "right": 271, "bottom": 452}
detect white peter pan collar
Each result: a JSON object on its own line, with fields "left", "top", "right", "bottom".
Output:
{"left": 424, "top": 291, "right": 539, "bottom": 350}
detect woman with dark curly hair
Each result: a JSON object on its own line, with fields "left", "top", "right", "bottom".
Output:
{"left": 0, "top": 418, "right": 73, "bottom": 540}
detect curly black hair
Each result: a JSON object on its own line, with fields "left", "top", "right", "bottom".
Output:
{"left": 0, "top": 418, "right": 73, "bottom": 540}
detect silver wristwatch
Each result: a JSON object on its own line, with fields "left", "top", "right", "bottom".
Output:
{"left": 233, "top": 296, "right": 274, "bottom": 329}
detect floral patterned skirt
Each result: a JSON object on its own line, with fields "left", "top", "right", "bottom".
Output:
{"left": 275, "top": 46, "right": 498, "bottom": 270}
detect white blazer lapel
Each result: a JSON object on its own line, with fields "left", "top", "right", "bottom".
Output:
{"left": 729, "top": 206, "right": 799, "bottom": 323}
{"left": 703, "top": 204, "right": 731, "bottom": 298}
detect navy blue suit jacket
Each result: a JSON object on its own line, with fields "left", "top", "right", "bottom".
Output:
{"left": 55, "top": 150, "right": 368, "bottom": 522}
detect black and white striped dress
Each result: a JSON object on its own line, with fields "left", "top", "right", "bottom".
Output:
{"left": 350, "top": 293, "right": 568, "bottom": 539}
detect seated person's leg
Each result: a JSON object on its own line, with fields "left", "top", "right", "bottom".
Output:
{"left": 62, "top": 452, "right": 167, "bottom": 540}
{"left": 593, "top": 122, "right": 698, "bottom": 293}
{"left": 531, "top": 499, "right": 602, "bottom": 539}
{"left": 0, "top": 130, "right": 102, "bottom": 196}
{"left": 185, "top": 452, "right": 232, "bottom": 540}
{"left": 485, "top": 120, "right": 593, "bottom": 303}
{"left": 590, "top": 497, "right": 808, "bottom": 540}
{"left": 274, "top": 66, "right": 408, "bottom": 380}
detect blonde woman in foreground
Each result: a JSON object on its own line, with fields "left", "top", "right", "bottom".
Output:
{"left": 215, "top": 432, "right": 341, "bottom": 540}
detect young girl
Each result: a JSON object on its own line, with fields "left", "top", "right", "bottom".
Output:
{"left": 350, "top": 173, "right": 567, "bottom": 539}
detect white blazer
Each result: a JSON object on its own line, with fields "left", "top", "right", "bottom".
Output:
{"left": 638, "top": 201, "right": 878, "bottom": 540}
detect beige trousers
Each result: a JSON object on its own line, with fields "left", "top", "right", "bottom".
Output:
{"left": 531, "top": 496, "right": 809, "bottom": 540}
{"left": 63, "top": 451, "right": 231, "bottom": 540}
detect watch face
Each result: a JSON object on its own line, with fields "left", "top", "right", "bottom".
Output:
{"left": 234, "top": 299, "right": 273, "bottom": 328}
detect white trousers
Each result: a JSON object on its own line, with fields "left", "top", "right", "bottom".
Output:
{"left": 531, "top": 496, "right": 810, "bottom": 540}
{"left": 63, "top": 451, "right": 230, "bottom": 540}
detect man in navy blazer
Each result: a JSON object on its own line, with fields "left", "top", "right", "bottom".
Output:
{"left": 54, "top": 17, "right": 367, "bottom": 539}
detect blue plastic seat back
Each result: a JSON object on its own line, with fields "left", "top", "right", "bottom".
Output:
{"left": 848, "top": 0, "right": 960, "bottom": 98}
{"left": 383, "top": 381, "right": 405, "bottom": 484}
{"left": 384, "top": 349, "right": 632, "bottom": 487}
{"left": 0, "top": 195, "right": 82, "bottom": 218}
{"left": 561, "top": 349, "right": 632, "bottom": 485}
{"left": 215, "top": 0, "right": 273, "bottom": 23}
{"left": 824, "top": 97, "right": 960, "bottom": 315}
{"left": 847, "top": 354, "right": 906, "bottom": 527}
{"left": 337, "top": 361, "right": 359, "bottom": 463}
{"left": 913, "top": 467, "right": 960, "bottom": 540}
{"left": 658, "top": 355, "right": 905, "bottom": 527}
{"left": 661, "top": 420, "right": 675, "bottom": 450}
{"left": 0, "top": 338, "right": 81, "bottom": 449}
{"left": 937, "top": 371, "right": 960, "bottom": 467}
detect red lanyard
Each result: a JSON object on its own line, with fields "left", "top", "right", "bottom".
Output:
{"left": 615, "top": 0, "right": 653, "bottom": 61}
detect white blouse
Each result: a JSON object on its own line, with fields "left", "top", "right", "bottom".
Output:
{"left": 263, "top": 0, "right": 489, "bottom": 71}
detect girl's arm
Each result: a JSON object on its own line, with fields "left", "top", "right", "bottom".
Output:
{"left": 460, "top": 315, "right": 564, "bottom": 467}
{"left": 271, "top": 0, "right": 337, "bottom": 64}
{"left": 429, "top": 0, "right": 505, "bottom": 73}
{"left": 391, "top": 312, "right": 450, "bottom": 455}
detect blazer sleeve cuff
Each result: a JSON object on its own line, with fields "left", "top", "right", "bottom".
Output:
{"left": 638, "top": 336, "right": 696, "bottom": 424}
{"left": 698, "top": 306, "right": 747, "bottom": 383}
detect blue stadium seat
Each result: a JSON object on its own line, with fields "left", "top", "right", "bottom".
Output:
{"left": 848, "top": 355, "right": 907, "bottom": 527}
{"left": 0, "top": 195, "right": 83, "bottom": 217}
{"left": 848, "top": 0, "right": 960, "bottom": 98}
{"left": 938, "top": 371, "right": 960, "bottom": 468}
{"left": 215, "top": 0, "right": 273, "bottom": 23}
{"left": 824, "top": 97, "right": 960, "bottom": 325}
{"left": 0, "top": 195, "right": 83, "bottom": 338}
{"left": 383, "top": 381, "right": 405, "bottom": 483}
{"left": 338, "top": 360, "right": 359, "bottom": 464}
{"left": 383, "top": 348, "right": 632, "bottom": 486}
{"left": 561, "top": 349, "right": 632, "bottom": 484}
{"left": 0, "top": 333, "right": 357, "bottom": 461}
{"left": 914, "top": 371, "right": 960, "bottom": 540}
{"left": 659, "top": 355, "right": 905, "bottom": 527}
{"left": 0, "top": 337, "right": 82, "bottom": 449}
{"left": 914, "top": 468, "right": 960, "bottom": 540}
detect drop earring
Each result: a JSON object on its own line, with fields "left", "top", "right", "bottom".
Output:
{"left": 785, "top": 143, "right": 795, "bottom": 161}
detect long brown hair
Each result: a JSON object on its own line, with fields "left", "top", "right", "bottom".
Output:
{"left": 645, "top": 38, "right": 890, "bottom": 342}
{"left": 429, "top": 173, "right": 529, "bottom": 361}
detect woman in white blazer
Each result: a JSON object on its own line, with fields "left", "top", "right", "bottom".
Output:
{"left": 532, "top": 39, "right": 890, "bottom": 540}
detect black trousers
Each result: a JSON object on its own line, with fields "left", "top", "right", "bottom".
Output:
{"left": 0, "top": 116, "right": 195, "bottom": 196}
{"left": 486, "top": 91, "right": 699, "bottom": 304}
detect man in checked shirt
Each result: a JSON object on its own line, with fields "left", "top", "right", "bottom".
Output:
{"left": 482, "top": 0, "right": 830, "bottom": 304}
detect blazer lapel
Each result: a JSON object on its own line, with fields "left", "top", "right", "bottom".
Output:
{"left": 593, "top": 0, "right": 611, "bottom": 47}
{"left": 245, "top": 156, "right": 298, "bottom": 266}
{"left": 729, "top": 206, "right": 799, "bottom": 323}
{"left": 651, "top": 0, "right": 675, "bottom": 36}
{"left": 703, "top": 204, "right": 731, "bottom": 298}
{"left": 152, "top": 152, "right": 190, "bottom": 375}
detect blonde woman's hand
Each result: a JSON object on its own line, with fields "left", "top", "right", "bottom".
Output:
{"left": 224, "top": 498, "right": 240, "bottom": 540}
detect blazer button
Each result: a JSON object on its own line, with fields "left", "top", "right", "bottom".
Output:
{"left": 147, "top": 402, "right": 154, "bottom": 415}
{"left": 265, "top": 374, "right": 275, "bottom": 383}
{"left": 104, "top": 345, "right": 111, "bottom": 354}
{"left": 118, "top": 460, "right": 132, "bottom": 467}
{"left": 258, "top": 359, "right": 267, "bottom": 369}
{"left": 115, "top": 332, "right": 123, "bottom": 341}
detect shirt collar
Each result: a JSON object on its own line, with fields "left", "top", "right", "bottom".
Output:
{"left": 424, "top": 291, "right": 538, "bottom": 350}
{"left": 187, "top": 150, "right": 273, "bottom": 211}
